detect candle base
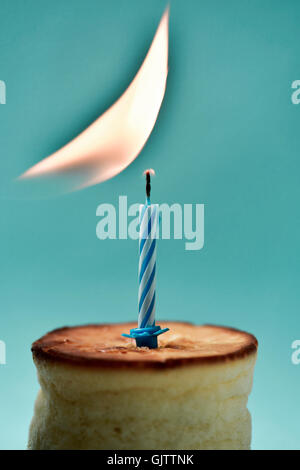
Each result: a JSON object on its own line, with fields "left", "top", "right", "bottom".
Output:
{"left": 122, "top": 325, "right": 169, "bottom": 349}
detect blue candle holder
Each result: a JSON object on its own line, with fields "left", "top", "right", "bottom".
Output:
{"left": 122, "top": 324, "right": 169, "bottom": 349}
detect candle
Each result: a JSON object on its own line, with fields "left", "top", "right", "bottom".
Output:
{"left": 122, "top": 170, "right": 169, "bottom": 348}
{"left": 138, "top": 170, "right": 158, "bottom": 328}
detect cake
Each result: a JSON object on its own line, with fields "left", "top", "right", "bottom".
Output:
{"left": 28, "top": 321, "right": 258, "bottom": 450}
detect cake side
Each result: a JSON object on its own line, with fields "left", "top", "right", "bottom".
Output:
{"left": 29, "top": 351, "right": 257, "bottom": 450}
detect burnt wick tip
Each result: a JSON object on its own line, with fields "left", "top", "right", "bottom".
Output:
{"left": 146, "top": 171, "right": 151, "bottom": 198}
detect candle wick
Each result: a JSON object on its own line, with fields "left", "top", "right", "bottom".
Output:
{"left": 145, "top": 171, "right": 151, "bottom": 203}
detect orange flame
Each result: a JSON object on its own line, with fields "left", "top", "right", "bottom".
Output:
{"left": 19, "top": 8, "right": 169, "bottom": 191}
{"left": 143, "top": 168, "right": 155, "bottom": 176}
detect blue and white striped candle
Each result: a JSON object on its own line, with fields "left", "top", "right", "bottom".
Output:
{"left": 138, "top": 199, "right": 158, "bottom": 328}
{"left": 122, "top": 169, "right": 169, "bottom": 348}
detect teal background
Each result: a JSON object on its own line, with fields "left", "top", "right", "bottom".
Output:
{"left": 0, "top": 0, "right": 300, "bottom": 450}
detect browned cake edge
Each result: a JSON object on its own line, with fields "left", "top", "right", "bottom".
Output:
{"left": 31, "top": 322, "right": 258, "bottom": 369}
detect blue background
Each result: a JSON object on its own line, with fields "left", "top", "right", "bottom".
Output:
{"left": 0, "top": 0, "right": 300, "bottom": 449}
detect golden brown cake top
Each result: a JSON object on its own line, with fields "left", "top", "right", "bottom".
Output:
{"left": 31, "top": 322, "right": 258, "bottom": 369}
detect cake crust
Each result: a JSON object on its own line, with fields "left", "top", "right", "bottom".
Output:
{"left": 31, "top": 322, "right": 258, "bottom": 369}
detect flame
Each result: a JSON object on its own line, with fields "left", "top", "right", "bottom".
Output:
{"left": 19, "top": 8, "right": 169, "bottom": 191}
{"left": 143, "top": 168, "right": 155, "bottom": 176}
